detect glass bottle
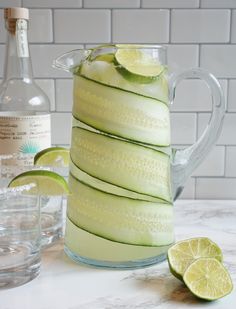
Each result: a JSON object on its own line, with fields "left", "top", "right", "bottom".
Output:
{"left": 0, "top": 7, "right": 51, "bottom": 165}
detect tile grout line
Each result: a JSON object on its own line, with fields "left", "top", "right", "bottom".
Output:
{"left": 198, "top": 43, "right": 201, "bottom": 66}
{"left": 51, "top": 8, "right": 57, "bottom": 113}
{"left": 169, "top": 9, "right": 172, "bottom": 43}
{"left": 110, "top": 9, "right": 113, "bottom": 43}
{"left": 229, "top": 8, "right": 233, "bottom": 43}
{"left": 52, "top": 8, "right": 55, "bottom": 44}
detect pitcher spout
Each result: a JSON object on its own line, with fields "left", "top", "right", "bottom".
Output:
{"left": 53, "top": 49, "right": 91, "bottom": 73}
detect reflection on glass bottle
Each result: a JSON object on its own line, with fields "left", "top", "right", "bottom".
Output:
{"left": 0, "top": 8, "right": 51, "bottom": 165}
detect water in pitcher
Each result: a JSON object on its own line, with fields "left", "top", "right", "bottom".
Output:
{"left": 64, "top": 45, "right": 174, "bottom": 268}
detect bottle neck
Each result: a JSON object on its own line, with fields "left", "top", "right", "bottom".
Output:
{"left": 3, "top": 18, "right": 33, "bottom": 82}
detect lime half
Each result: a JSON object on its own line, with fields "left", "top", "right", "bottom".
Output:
{"left": 183, "top": 257, "right": 233, "bottom": 301}
{"left": 115, "top": 48, "right": 165, "bottom": 82}
{"left": 167, "top": 237, "right": 223, "bottom": 280}
{"left": 34, "top": 147, "right": 69, "bottom": 167}
{"left": 8, "top": 170, "right": 70, "bottom": 195}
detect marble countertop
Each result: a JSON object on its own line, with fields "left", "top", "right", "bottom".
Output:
{"left": 0, "top": 200, "right": 235, "bottom": 309}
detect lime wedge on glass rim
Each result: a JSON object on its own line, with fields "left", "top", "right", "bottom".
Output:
{"left": 114, "top": 47, "right": 165, "bottom": 82}
{"left": 183, "top": 257, "right": 233, "bottom": 301}
{"left": 34, "top": 147, "right": 69, "bottom": 167}
{"left": 8, "top": 170, "right": 70, "bottom": 195}
{"left": 167, "top": 237, "right": 223, "bottom": 280}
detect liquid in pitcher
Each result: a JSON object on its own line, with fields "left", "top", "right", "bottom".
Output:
{"left": 65, "top": 45, "right": 174, "bottom": 267}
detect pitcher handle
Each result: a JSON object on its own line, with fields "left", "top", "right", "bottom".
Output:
{"left": 170, "top": 68, "right": 225, "bottom": 200}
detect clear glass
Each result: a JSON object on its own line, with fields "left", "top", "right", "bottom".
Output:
{"left": 0, "top": 16, "right": 51, "bottom": 165}
{"left": 0, "top": 185, "right": 41, "bottom": 289}
{"left": 54, "top": 44, "right": 225, "bottom": 269}
{"left": 0, "top": 154, "right": 67, "bottom": 248}
{"left": 40, "top": 195, "right": 63, "bottom": 248}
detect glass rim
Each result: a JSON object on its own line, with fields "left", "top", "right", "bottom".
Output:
{"left": 90, "top": 44, "right": 167, "bottom": 50}
{"left": 0, "top": 183, "right": 37, "bottom": 197}
{"left": 0, "top": 186, "right": 65, "bottom": 198}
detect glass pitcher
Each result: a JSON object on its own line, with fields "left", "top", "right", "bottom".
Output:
{"left": 54, "top": 44, "right": 224, "bottom": 269}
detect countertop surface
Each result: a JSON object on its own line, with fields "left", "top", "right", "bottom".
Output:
{"left": 0, "top": 200, "right": 235, "bottom": 309}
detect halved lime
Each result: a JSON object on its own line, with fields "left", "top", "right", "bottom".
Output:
{"left": 115, "top": 48, "right": 165, "bottom": 82}
{"left": 183, "top": 257, "right": 233, "bottom": 300}
{"left": 34, "top": 147, "right": 69, "bottom": 167}
{"left": 8, "top": 170, "right": 70, "bottom": 195}
{"left": 167, "top": 237, "right": 223, "bottom": 280}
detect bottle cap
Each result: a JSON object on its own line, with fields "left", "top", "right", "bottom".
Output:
{"left": 4, "top": 7, "right": 29, "bottom": 20}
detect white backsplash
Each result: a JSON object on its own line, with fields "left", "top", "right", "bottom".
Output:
{"left": 0, "top": 0, "right": 235, "bottom": 199}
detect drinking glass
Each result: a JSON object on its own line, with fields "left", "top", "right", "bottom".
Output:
{"left": 0, "top": 153, "right": 67, "bottom": 247}
{"left": 0, "top": 185, "right": 41, "bottom": 288}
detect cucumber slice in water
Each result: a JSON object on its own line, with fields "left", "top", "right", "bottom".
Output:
{"left": 65, "top": 216, "right": 173, "bottom": 262}
{"left": 67, "top": 174, "right": 174, "bottom": 246}
{"left": 72, "top": 117, "right": 171, "bottom": 155}
{"left": 73, "top": 75, "right": 170, "bottom": 146}
{"left": 70, "top": 158, "right": 167, "bottom": 203}
{"left": 71, "top": 127, "right": 172, "bottom": 202}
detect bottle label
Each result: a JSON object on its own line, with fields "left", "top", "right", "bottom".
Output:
{"left": 16, "top": 19, "right": 29, "bottom": 58}
{"left": 0, "top": 113, "right": 51, "bottom": 165}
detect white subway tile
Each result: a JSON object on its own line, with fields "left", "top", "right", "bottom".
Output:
{"left": 198, "top": 113, "right": 236, "bottom": 145}
{"left": 142, "top": 0, "right": 199, "bottom": 8}
{"left": 170, "top": 79, "right": 227, "bottom": 112}
{"left": 196, "top": 178, "right": 236, "bottom": 199}
{"left": 193, "top": 146, "right": 225, "bottom": 176}
{"left": 51, "top": 113, "right": 72, "bottom": 145}
{"left": 0, "top": 9, "right": 53, "bottom": 43}
{"left": 201, "top": 0, "right": 236, "bottom": 8}
{"left": 178, "top": 177, "right": 195, "bottom": 199}
{"left": 30, "top": 44, "right": 83, "bottom": 78}
{"left": 231, "top": 10, "right": 236, "bottom": 43}
{"left": 171, "top": 9, "right": 230, "bottom": 43}
{"left": 112, "top": 9, "right": 169, "bottom": 43}
{"left": 35, "top": 79, "right": 55, "bottom": 111}
{"left": 228, "top": 80, "right": 236, "bottom": 112}
{"left": 167, "top": 45, "right": 199, "bottom": 73}
{"left": 84, "top": 0, "right": 140, "bottom": 8}
{"left": 201, "top": 45, "right": 236, "bottom": 78}
{"left": 0, "top": 0, "right": 21, "bottom": 7}
{"left": 56, "top": 79, "right": 73, "bottom": 112}
{"left": 170, "top": 113, "right": 196, "bottom": 144}
{"left": 23, "top": 0, "right": 82, "bottom": 7}
{"left": 54, "top": 10, "right": 110, "bottom": 43}
{"left": 28, "top": 9, "right": 53, "bottom": 43}
{"left": 0, "top": 45, "right": 5, "bottom": 78}
{"left": 225, "top": 147, "right": 236, "bottom": 177}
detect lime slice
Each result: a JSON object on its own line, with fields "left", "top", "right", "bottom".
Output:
{"left": 8, "top": 170, "right": 70, "bottom": 195}
{"left": 167, "top": 237, "right": 223, "bottom": 280}
{"left": 183, "top": 258, "right": 233, "bottom": 300}
{"left": 34, "top": 147, "right": 69, "bottom": 167}
{"left": 115, "top": 48, "right": 165, "bottom": 82}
